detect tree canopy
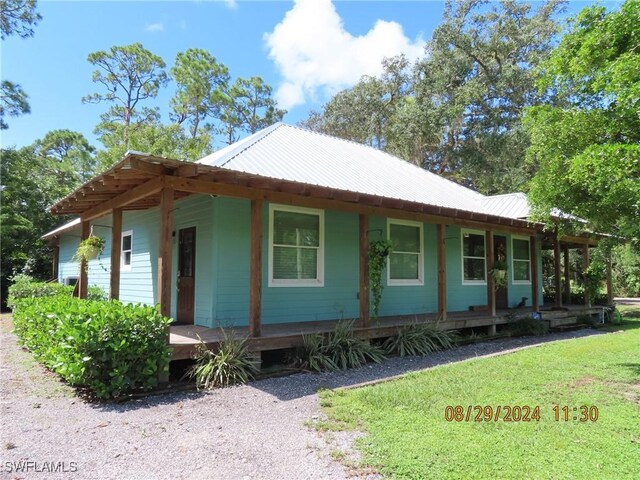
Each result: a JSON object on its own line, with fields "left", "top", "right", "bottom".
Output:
{"left": 302, "top": 0, "right": 564, "bottom": 194}
{"left": 525, "top": 0, "right": 640, "bottom": 241}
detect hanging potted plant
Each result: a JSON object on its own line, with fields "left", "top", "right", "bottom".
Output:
{"left": 368, "top": 239, "right": 393, "bottom": 319}
{"left": 491, "top": 258, "right": 508, "bottom": 288}
{"left": 76, "top": 235, "right": 106, "bottom": 267}
{"left": 491, "top": 243, "right": 508, "bottom": 289}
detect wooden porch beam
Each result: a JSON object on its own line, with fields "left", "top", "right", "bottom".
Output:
{"left": 110, "top": 208, "right": 122, "bottom": 300}
{"left": 359, "top": 214, "right": 370, "bottom": 328}
{"left": 123, "top": 157, "right": 171, "bottom": 175}
{"left": 553, "top": 233, "right": 563, "bottom": 307}
{"left": 78, "top": 221, "right": 90, "bottom": 299}
{"left": 559, "top": 234, "right": 598, "bottom": 247}
{"left": 437, "top": 224, "right": 447, "bottom": 321}
{"left": 486, "top": 230, "right": 496, "bottom": 317}
{"left": 158, "top": 187, "right": 174, "bottom": 318}
{"left": 564, "top": 247, "right": 571, "bottom": 304}
{"left": 165, "top": 176, "right": 539, "bottom": 236}
{"left": 81, "top": 176, "right": 165, "bottom": 222}
{"left": 606, "top": 255, "right": 614, "bottom": 305}
{"left": 249, "top": 199, "right": 263, "bottom": 337}
{"left": 530, "top": 235, "right": 539, "bottom": 312}
{"left": 583, "top": 246, "right": 591, "bottom": 307}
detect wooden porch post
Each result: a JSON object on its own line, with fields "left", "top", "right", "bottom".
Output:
{"left": 51, "top": 244, "right": 59, "bottom": 281}
{"left": 486, "top": 230, "right": 496, "bottom": 317}
{"left": 110, "top": 208, "right": 122, "bottom": 300}
{"left": 583, "top": 246, "right": 591, "bottom": 307}
{"left": 564, "top": 247, "right": 571, "bottom": 304}
{"left": 606, "top": 255, "right": 614, "bottom": 305}
{"left": 158, "top": 187, "right": 174, "bottom": 318}
{"left": 359, "top": 214, "right": 370, "bottom": 328}
{"left": 530, "top": 235, "right": 539, "bottom": 312}
{"left": 553, "top": 234, "right": 563, "bottom": 307}
{"left": 437, "top": 224, "right": 447, "bottom": 321}
{"left": 249, "top": 199, "right": 263, "bottom": 337}
{"left": 78, "top": 220, "right": 90, "bottom": 299}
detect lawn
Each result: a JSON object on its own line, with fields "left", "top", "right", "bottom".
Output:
{"left": 320, "top": 308, "right": 640, "bottom": 479}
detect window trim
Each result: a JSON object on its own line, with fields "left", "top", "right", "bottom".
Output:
{"left": 268, "top": 204, "right": 324, "bottom": 288}
{"left": 387, "top": 219, "right": 424, "bottom": 286}
{"left": 461, "top": 228, "right": 487, "bottom": 285}
{"left": 121, "top": 230, "right": 133, "bottom": 272}
{"left": 511, "top": 235, "right": 532, "bottom": 285}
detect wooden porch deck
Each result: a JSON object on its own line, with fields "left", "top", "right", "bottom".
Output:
{"left": 169, "top": 304, "right": 604, "bottom": 360}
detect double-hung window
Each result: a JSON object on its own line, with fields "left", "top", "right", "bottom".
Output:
{"left": 388, "top": 220, "right": 423, "bottom": 286}
{"left": 269, "top": 205, "right": 324, "bottom": 287}
{"left": 512, "top": 236, "right": 531, "bottom": 284}
{"left": 462, "top": 229, "right": 486, "bottom": 284}
{"left": 121, "top": 230, "right": 133, "bottom": 271}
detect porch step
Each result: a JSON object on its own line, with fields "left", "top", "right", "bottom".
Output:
{"left": 550, "top": 323, "right": 589, "bottom": 332}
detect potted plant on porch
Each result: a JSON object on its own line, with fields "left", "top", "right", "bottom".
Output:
{"left": 75, "top": 235, "right": 106, "bottom": 268}
{"left": 491, "top": 244, "right": 508, "bottom": 289}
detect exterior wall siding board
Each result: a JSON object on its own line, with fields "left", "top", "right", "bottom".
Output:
{"left": 445, "top": 226, "right": 487, "bottom": 311}
{"left": 55, "top": 197, "right": 549, "bottom": 328}
{"left": 260, "top": 205, "right": 360, "bottom": 324}
{"left": 375, "top": 216, "right": 438, "bottom": 317}
{"left": 58, "top": 236, "right": 80, "bottom": 283}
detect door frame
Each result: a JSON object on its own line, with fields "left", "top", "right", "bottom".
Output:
{"left": 176, "top": 226, "right": 197, "bottom": 325}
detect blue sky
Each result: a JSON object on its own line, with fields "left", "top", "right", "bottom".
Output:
{"left": 1, "top": 0, "right": 601, "bottom": 151}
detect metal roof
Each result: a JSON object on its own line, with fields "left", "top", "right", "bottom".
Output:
{"left": 482, "top": 193, "right": 530, "bottom": 219}
{"left": 198, "top": 123, "right": 487, "bottom": 214}
{"left": 44, "top": 123, "right": 547, "bottom": 240}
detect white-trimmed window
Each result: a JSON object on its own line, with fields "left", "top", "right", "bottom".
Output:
{"left": 269, "top": 205, "right": 324, "bottom": 287}
{"left": 511, "top": 236, "right": 531, "bottom": 284}
{"left": 462, "top": 229, "right": 486, "bottom": 284}
{"left": 387, "top": 219, "right": 424, "bottom": 286}
{"left": 121, "top": 230, "right": 133, "bottom": 271}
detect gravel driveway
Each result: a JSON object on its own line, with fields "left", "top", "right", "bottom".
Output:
{"left": 0, "top": 314, "right": 604, "bottom": 480}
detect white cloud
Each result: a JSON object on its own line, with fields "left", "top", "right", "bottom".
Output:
{"left": 223, "top": 0, "right": 238, "bottom": 9}
{"left": 145, "top": 23, "right": 164, "bottom": 33}
{"left": 264, "top": 0, "right": 425, "bottom": 109}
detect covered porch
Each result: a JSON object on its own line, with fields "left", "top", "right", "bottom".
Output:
{"left": 169, "top": 304, "right": 605, "bottom": 360}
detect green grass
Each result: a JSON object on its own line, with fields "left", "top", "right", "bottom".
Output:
{"left": 320, "top": 307, "right": 640, "bottom": 479}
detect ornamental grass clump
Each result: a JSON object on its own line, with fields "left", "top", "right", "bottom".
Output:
{"left": 383, "top": 321, "right": 458, "bottom": 356}
{"left": 189, "top": 333, "right": 259, "bottom": 389}
{"left": 293, "top": 320, "right": 386, "bottom": 372}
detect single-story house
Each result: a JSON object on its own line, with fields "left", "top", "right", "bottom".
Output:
{"left": 43, "top": 123, "right": 609, "bottom": 359}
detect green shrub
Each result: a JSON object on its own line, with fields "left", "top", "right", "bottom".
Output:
{"left": 7, "top": 274, "right": 73, "bottom": 308}
{"left": 293, "top": 320, "right": 386, "bottom": 372}
{"left": 12, "top": 296, "right": 171, "bottom": 399}
{"left": 507, "top": 316, "right": 549, "bottom": 336}
{"left": 87, "top": 285, "right": 108, "bottom": 301}
{"left": 188, "top": 333, "right": 259, "bottom": 389}
{"left": 384, "top": 322, "right": 457, "bottom": 356}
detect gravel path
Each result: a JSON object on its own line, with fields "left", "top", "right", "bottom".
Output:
{"left": 0, "top": 315, "right": 604, "bottom": 480}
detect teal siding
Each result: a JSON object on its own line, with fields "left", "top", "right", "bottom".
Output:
{"left": 118, "top": 209, "right": 158, "bottom": 306}
{"left": 58, "top": 235, "right": 80, "bottom": 283}
{"left": 210, "top": 197, "right": 250, "bottom": 327}
{"left": 261, "top": 206, "right": 360, "bottom": 324}
{"left": 54, "top": 197, "right": 546, "bottom": 328}
{"left": 446, "top": 226, "right": 488, "bottom": 311}
{"left": 374, "top": 216, "right": 438, "bottom": 317}
{"left": 170, "top": 195, "right": 215, "bottom": 327}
